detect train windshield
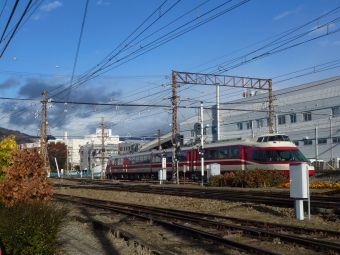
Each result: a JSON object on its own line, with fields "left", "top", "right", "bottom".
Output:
{"left": 257, "top": 135, "right": 290, "bottom": 142}
{"left": 252, "top": 149, "right": 307, "bottom": 162}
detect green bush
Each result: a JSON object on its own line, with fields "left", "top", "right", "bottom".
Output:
{"left": 208, "top": 174, "right": 224, "bottom": 187}
{"left": 0, "top": 200, "right": 69, "bottom": 255}
{"left": 208, "top": 169, "right": 287, "bottom": 187}
{"left": 223, "top": 170, "right": 287, "bottom": 188}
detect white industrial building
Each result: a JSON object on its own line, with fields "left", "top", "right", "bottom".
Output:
{"left": 180, "top": 76, "right": 340, "bottom": 167}
{"left": 50, "top": 128, "right": 120, "bottom": 169}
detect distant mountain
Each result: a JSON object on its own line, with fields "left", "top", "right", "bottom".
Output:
{"left": 0, "top": 127, "right": 56, "bottom": 144}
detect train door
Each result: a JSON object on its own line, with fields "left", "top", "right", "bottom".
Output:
{"left": 192, "top": 148, "right": 198, "bottom": 171}
{"left": 241, "top": 146, "right": 248, "bottom": 170}
{"left": 123, "top": 158, "right": 129, "bottom": 173}
{"left": 186, "top": 150, "right": 191, "bottom": 171}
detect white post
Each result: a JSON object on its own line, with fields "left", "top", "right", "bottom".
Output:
{"left": 54, "top": 157, "right": 60, "bottom": 178}
{"left": 201, "top": 101, "right": 204, "bottom": 186}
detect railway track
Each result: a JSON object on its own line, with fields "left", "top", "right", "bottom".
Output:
{"left": 54, "top": 193, "right": 340, "bottom": 255}
{"left": 52, "top": 177, "right": 340, "bottom": 212}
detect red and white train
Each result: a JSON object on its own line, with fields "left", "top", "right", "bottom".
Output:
{"left": 106, "top": 134, "right": 315, "bottom": 180}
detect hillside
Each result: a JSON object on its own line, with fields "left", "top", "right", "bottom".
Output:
{"left": 0, "top": 127, "right": 38, "bottom": 144}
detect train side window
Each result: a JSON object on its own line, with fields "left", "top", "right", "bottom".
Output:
{"left": 219, "top": 148, "right": 229, "bottom": 158}
{"left": 166, "top": 152, "right": 172, "bottom": 162}
{"left": 208, "top": 149, "right": 219, "bottom": 159}
{"left": 114, "top": 158, "right": 118, "bottom": 165}
{"left": 178, "top": 151, "right": 187, "bottom": 161}
{"left": 229, "top": 146, "right": 239, "bottom": 158}
{"left": 252, "top": 150, "right": 261, "bottom": 161}
{"left": 144, "top": 155, "right": 150, "bottom": 163}
{"left": 118, "top": 158, "right": 123, "bottom": 165}
{"left": 152, "top": 154, "right": 162, "bottom": 163}
{"left": 204, "top": 149, "right": 210, "bottom": 159}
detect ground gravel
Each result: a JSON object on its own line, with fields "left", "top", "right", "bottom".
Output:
{"left": 51, "top": 179, "right": 340, "bottom": 254}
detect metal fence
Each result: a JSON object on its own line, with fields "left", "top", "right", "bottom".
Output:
{"left": 49, "top": 171, "right": 102, "bottom": 178}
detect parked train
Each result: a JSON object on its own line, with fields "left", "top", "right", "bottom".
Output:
{"left": 106, "top": 134, "right": 315, "bottom": 181}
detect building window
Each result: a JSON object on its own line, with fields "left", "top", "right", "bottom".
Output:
{"left": 332, "top": 107, "right": 340, "bottom": 117}
{"left": 293, "top": 141, "right": 299, "bottom": 146}
{"left": 246, "top": 121, "right": 252, "bottom": 129}
{"left": 278, "top": 115, "right": 286, "bottom": 125}
{"left": 236, "top": 122, "right": 243, "bottom": 130}
{"left": 318, "top": 139, "right": 327, "bottom": 144}
{"left": 81, "top": 151, "right": 84, "bottom": 154}
{"left": 256, "top": 119, "right": 263, "bottom": 128}
{"left": 81, "top": 159, "right": 83, "bottom": 162}
{"left": 266, "top": 118, "right": 270, "bottom": 127}
{"left": 290, "top": 114, "right": 296, "bottom": 123}
{"left": 303, "top": 139, "right": 313, "bottom": 145}
{"left": 303, "top": 112, "right": 312, "bottom": 121}
{"left": 333, "top": 137, "right": 340, "bottom": 143}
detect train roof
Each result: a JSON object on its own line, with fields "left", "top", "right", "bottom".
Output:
{"left": 108, "top": 134, "right": 297, "bottom": 160}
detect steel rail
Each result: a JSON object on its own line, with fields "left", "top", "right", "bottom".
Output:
{"left": 55, "top": 194, "right": 279, "bottom": 255}
{"left": 57, "top": 182, "right": 340, "bottom": 210}
{"left": 54, "top": 194, "right": 340, "bottom": 254}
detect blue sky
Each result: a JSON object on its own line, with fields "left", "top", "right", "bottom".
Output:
{"left": 0, "top": 0, "right": 339, "bottom": 139}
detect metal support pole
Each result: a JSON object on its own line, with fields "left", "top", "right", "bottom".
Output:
{"left": 66, "top": 139, "right": 69, "bottom": 176}
{"left": 330, "top": 117, "right": 333, "bottom": 164}
{"left": 315, "top": 126, "right": 318, "bottom": 160}
{"left": 200, "top": 101, "right": 204, "bottom": 187}
{"left": 251, "top": 120, "right": 254, "bottom": 138}
{"left": 158, "top": 129, "right": 161, "bottom": 150}
{"left": 172, "top": 70, "right": 178, "bottom": 183}
{"left": 268, "top": 79, "right": 274, "bottom": 134}
{"left": 216, "top": 85, "right": 220, "bottom": 141}
{"left": 275, "top": 114, "right": 278, "bottom": 134}
{"left": 101, "top": 117, "right": 105, "bottom": 179}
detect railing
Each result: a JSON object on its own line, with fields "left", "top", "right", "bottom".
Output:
{"left": 313, "top": 161, "right": 340, "bottom": 172}
{"left": 49, "top": 171, "right": 102, "bottom": 178}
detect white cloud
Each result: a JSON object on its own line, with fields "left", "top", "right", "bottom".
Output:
{"left": 96, "top": 0, "right": 110, "bottom": 5}
{"left": 274, "top": 6, "right": 301, "bottom": 20}
{"left": 40, "top": 1, "right": 63, "bottom": 12}
{"left": 274, "top": 11, "right": 294, "bottom": 20}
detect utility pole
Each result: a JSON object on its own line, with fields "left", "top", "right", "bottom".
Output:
{"left": 171, "top": 70, "right": 178, "bottom": 183}
{"left": 158, "top": 129, "right": 161, "bottom": 150}
{"left": 40, "top": 91, "right": 50, "bottom": 175}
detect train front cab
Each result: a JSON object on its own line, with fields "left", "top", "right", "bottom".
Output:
{"left": 248, "top": 146, "right": 315, "bottom": 176}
